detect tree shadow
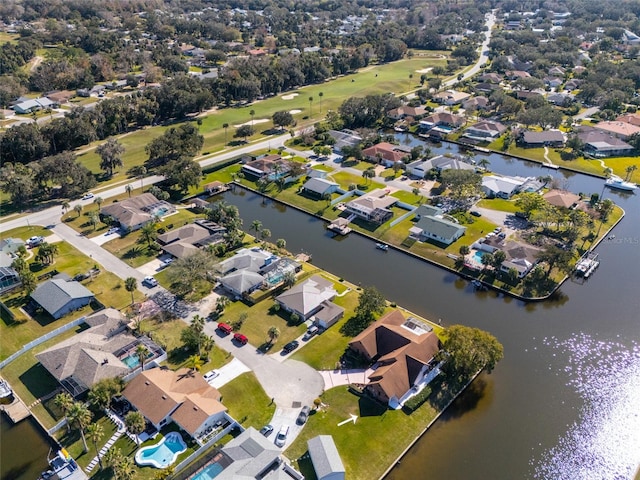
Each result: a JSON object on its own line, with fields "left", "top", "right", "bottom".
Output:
{"left": 295, "top": 454, "right": 318, "bottom": 480}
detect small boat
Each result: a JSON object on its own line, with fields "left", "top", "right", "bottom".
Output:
{"left": 375, "top": 243, "right": 389, "bottom": 251}
{"left": 605, "top": 176, "right": 637, "bottom": 192}
{"left": 0, "top": 378, "right": 13, "bottom": 405}
{"left": 40, "top": 449, "right": 87, "bottom": 480}
{"left": 471, "top": 280, "right": 487, "bottom": 291}
{"left": 575, "top": 252, "right": 599, "bottom": 278}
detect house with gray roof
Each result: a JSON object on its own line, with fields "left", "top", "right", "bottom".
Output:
{"left": 463, "top": 120, "right": 507, "bottom": 140}
{"left": 12, "top": 97, "right": 55, "bottom": 114}
{"left": 328, "top": 129, "right": 362, "bottom": 153}
{"left": 409, "top": 215, "right": 466, "bottom": 246}
{"left": 29, "top": 277, "right": 95, "bottom": 319}
{"left": 481, "top": 175, "right": 526, "bottom": 199}
{"left": 157, "top": 222, "right": 225, "bottom": 259}
{"left": 577, "top": 128, "right": 635, "bottom": 157}
{"left": 0, "top": 265, "right": 20, "bottom": 292}
{"left": 308, "top": 435, "right": 345, "bottom": 480}
{"left": 275, "top": 275, "right": 344, "bottom": 326}
{"left": 36, "top": 308, "right": 165, "bottom": 395}
{"left": 302, "top": 178, "right": 340, "bottom": 197}
{"left": 0, "top": 237, "right": 25, "bottom": 255}
{"left": 517, "top": 130, "right": 565, "bottom": 148}
{"left": 101, "top": 193, "right": 175, "bottom": 231}
{"left": 219, "top": 270, "right": 265, "bottom": 297}
{"left": 217, "top": 248, "right": 277, "bottom": 275}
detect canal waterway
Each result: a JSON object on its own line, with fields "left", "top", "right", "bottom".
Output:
{"left": 2, "top": 140, "right": 638, "bottom": 479}
{"left": 0, "top": 414, "right": 53, "bottom": 480}
{"left": 218, "top": 141, "right": 640, "bottom": 480}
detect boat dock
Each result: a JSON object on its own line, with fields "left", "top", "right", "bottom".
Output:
{"left": 575, "top": 251, "right": 599, "bottom": 278}
{"left": 1, "top": 396, "right": 31, "bottom": 423}
{"left": 327, "top": 217, "right": 352, "bottom": 235}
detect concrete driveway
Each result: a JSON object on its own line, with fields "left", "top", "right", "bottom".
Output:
{"left": 137, "top": 258, "right": 165, "bottom": 276}
{"left": 91, "top": 231, "right": 122, "bottom": 246}
{"left": 206, "top": 357, "right": 251, "bottom": 389}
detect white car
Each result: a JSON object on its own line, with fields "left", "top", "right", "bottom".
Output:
{"left": 82, "top": 193, "right": 95, "bottom": 200}
{"left": 274, "top": 425, "right": 289, "bottom": 447}
{"left": 203, "top": 370, "right": 220, "bottom": 382}
{"left": 27, "top": 236, "right": 44, "bottom": 247}
{"left": 142, "top": 276, "right": 158, "bottom": 288}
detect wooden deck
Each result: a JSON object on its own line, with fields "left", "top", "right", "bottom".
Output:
{"left": 1, "top": 397, "right": 31, "bottom": 423}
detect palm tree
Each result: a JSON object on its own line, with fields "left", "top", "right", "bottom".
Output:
{"left": 251, "top": 220, "right": 262, "bottom": 239}
{"left": 260, "top": 228, "right": 271, "bottom": 245}
{"left": 477, "top": 157, "right": 491, "bottom": 171}
{"left": 625, "top": 164, "right": 637, "bottom": 181}
{"left": 67, "top": 401, "right": 92, "bottom": 453}
{"left": 308, "top": 96, "right": 313, "bottom": 115}
{"left": 124, "top": 411, "right": 146, "bottom": 445}
{"left": 136, "top": 344, "right": 149, "bottom": 371}
{"left": 124, "top": 277, "right": 137, "bottom": 305}
{"left": 459, "top": 245, "right": 470, "bottom": 256}
{"left": 191, "top": 315, "right": 205, "bottom": 356}
{"left": 86, "top": 423, "right": 105, "bottom": 470}
{"left": 125, "top": 184, "right": 133, "bottom": 198}
{"left": 363, "top": 167, "right": 376, "bottom": 185}
{"left": 114, "top": 455, "right": 136, "bottom": 480}
{"left": 222, "top": 123, "right": 229, "bottom": 146}
{"left": 74, "top": 204, "right": 83, "bottom": 218}
{"left": 139, "top": 222, "right": 157, "bottom": 248}
{"left": 282, "top": 271, "right": 296, "bottom": 289}
{"left": 318, "top": 92, "right": 323, "bottom": 113}
{"left": 154, "top": 465, "right": 175, "bottom": 480}
{"left": 276, "top": 238, "right": 286, "bottom": 251}
{"left": 187, "top": 354, "right": 203, "bottom": 373}
{"left": 201, "top": 336, "right": 215, "bottom": 360}
{"left": 54, "top": 392, "right": 74, "bottom": 433}
{"left": 267, "top": 326, "right": 280, "bottom": 345}
{"left": 93, "top": 196, "right": 104, "bottom": 209}
{"left": 62, "top": 201, "right": 70, "bottom": 215}
{"left": 131, "top": 165, "right": 147, "bottom": 191}
{"left": 249, "top": 109, "right": 255, "bottom": 125}
{"left": 89, "top": 211, "right": 100, "bottom": 231}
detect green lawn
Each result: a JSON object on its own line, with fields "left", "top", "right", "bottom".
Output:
{"left": 0, "top": 225, "right": 51, "bottom": 242}
{"left": 285, "top": 386, "right": 439, "bottom": 480}
{"left": 476, "top": 197, "right": 520, "bottom": 213}
{"left": 218, "top": 372, "right": 275, "bottom": 430}
{"left": 329, "top": 172, "right": 384, "bottom": 191}
{"left": 57, "top": 413, "right": 118, "bottom": 470}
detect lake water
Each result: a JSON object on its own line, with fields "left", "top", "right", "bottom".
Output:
{"left": 3, "top": 139, "right": 638, "bottom": 480}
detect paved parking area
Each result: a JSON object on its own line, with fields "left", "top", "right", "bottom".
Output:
{"left": 137, "top": 258, "right": 164, "bottom": 276}
{"left": 206, "top": 357, "right": 251, "bottom": 389}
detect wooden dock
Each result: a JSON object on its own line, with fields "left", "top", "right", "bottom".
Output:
{"left": 327, "top": 217, "right": 352, "bottom": 235}
{"left": 1, "top": 397, "right": 31, "bottom": 423}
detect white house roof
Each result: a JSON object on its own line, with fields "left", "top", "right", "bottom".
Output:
{"left": 308, "top": 435, "right": 345, "bottom": 479}
{"left": 218, "top": 248, "right": 275, "bottom": 274}
{"left": 415, "top": 216, "right": 466, "bottom": 240}
{"left": 303, "top": 178, "right": 339, "bottom": 195}
{"left": 220, "top": 270, "right": 264, "bottom": 294}
{"left": 276, "top": 275, "right": 336, "bottom": 316}
{"left": 482, "top": 175, "right": 525, "bottom": 195}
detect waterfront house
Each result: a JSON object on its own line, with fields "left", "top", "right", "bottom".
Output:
{"left": 543, "top": 190, "right": 581, "bottom": 209}
{"left": 101, "top": 193, "right": 175, "bottom": 231}
{"left": 327, "top": 129, "right": 362, "bottom": 153}
{"left": 591, "top": 121, "right": 640, "bottom": 140}
{"left": 349, "top": 311, "right": 441, "bottom": 406}
{"left": 419, "top": 112, "right": 466, "bottom": 133}
{"left": 517, "top": 130, "right": 565, "bottom": 148}
{"left": 308, "top": 435, "right": 345, "bottom": 480}
{"left": 29, "top": 275, "right": 94, "bottom": 319}
{"left": 217, "top": 248, "right": 276, "bottom": 275}
{"left": 122, "top": 367, "right": 227, "bottom": 439}
{"left": 409, "top": 214, "right": 466, "bottom": 246}
{"left": 344, "top": 189, "right": 397, "bottom": 224}
{"left": 463, "top": 120, "right": 507, "bottom": 140}
{"left": 36, "top": 308, "right": 166, "bottom": 396}
{"left": 157, "top": 221, "right": 226, "bottom": 259}
{"left": 241, "top": 155, "right": 292, "bottom": 180}
{"left": 362, "top": 142, "right": 411, "bottom": 167}
{"left": 576, "top": 128, "right": 634, "bottom": 157}
{"left": 387, "top": 105, "right": 427, "bottom": 120}
{"left": 301, "top": 178, "right": 340, "bottom": 198}
{"left": 275, "top": 275, "right": 344, "bottom": 325}
{"left": 219, "top": 269, "right": 265, "bottom": 297}
{"left": 481, "top": 175, "right": 525, "bottom": 199}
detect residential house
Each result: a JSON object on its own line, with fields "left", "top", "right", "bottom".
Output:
{"left": 616, "top": 113, "right": 640, "bottom": 127}
{"left": 105, "top": 80, "right": 127, "bottom": 91}
{"left": 432, "top": 89, "right": 471, "bottom": 106}
{"left": 576, "top": 128, "right": 634, "bottom": 157}
{"left": 12, "top": 97, "right": 55, "bottom": 114}
{"left": 515, "top": 90, "right": 543, "bottom": 102}
{"left": 548, "top": 66, "right": 566, "bottom": 76}
{"left": 122, "top": 367, "right": 227, "bottom": 439}
{"left": 419, "top": 112, "right": 466, "bottom": 133}
{"left": 36, "top": 308, "right": 166, "bottom": 395}
{"left": 301, "top": 178, "right": 340, "bottom": 198}
{"left": 543, "top": 77, "right": 563, "bottom": 88}
{"left": 46, "top": 90, "right": 75, "bottom": 104}
{"left": 406, "top": 155, "right": 474, "bottom": 178}
{"left": 472, "top": 238, "right": 540, "bottom": 278}
{"left": 481, "top": 175, "right": 526, "bottom": 199}
{"left": 543, "top": 189, "right": 581, "bottom": 209}
{"left": 464, "top": 120, "right": 507, "bottom": 140}
{"left": 517, "top": 130, "right": 565, "bottom": 148}
{"left": 622, "top": 29, "right": 640, "bottom": 45}
{"left": 0, "top": 237, "right": 25, "bottom": 255}
{"left": 327, "top": 129, "right": 362, "bottom": 153}
{"left": 474, "top": 82, "right": 499, "bottom": 94}
{"left": 505, "top": 70, "right": 531, "bottom": 80}
{"left": 219, "top": 269, "right": 264, "bottom": 297}
{"left": 409, "top": 206, "right": 466, "bottom": 245}
{"left": 361, "top": 142, "right": 411, "bottom": 167}
{"left": 387, "top": 105, "right": 427, "bottom": 120}
{"left": 157, "top": 221, "right": 226, "bottom": 259}
{"left": 547, "top": 93, "right": 574, "bottom": 106}
{"left": 344, "top": 189, "right": 397, "bottom": 224}
{"left": 241, "top": 155, "right": 292, "bottom": 180}
{"left": 479, "top": 73, "right": 503, "bottom": 84}
{"left": 214, "top": 427, "right": 298, "bottom": 479}
{"left": 0, "top": 264, "right": 20, "bottom": 292}
{"left": 349, "top": 310, "right": 441, "bottom": 406}
{"left": 308, "top": 435, "right": 345, "bottom": 480}
{"left": 101, "top": 193, "right": 175, "bottom": 231}
{"left": 462, "top": 95, "right": 490, "bottom": 111}
{"left": 592, "top": 121, "right": 640, "bottom": 140}
{"left": 29, "top": 275, "right": 94, "bottom": 319}
{"left": 275, "top": 275, "right": 344, "bottom": 326}
{"left": 217, "top": 247, "right": 278, "bottom": 297}
{"left": 564, "top": 79, "right": 582, "bottom": 91}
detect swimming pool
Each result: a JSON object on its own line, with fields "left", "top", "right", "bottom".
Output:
{"left": 473, "top": 250, "right": 487, "bottom": 263}
{"left": 190, "top": 462, "right": 224, "bottom": 480}
{"left": 135, "top": 432, "right": 187, "bottom": 468}
{"left": 121, "top": 355, "right": 140, "bottom": 369}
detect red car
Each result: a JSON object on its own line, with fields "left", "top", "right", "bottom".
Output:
{"left": 233, "top": 333, "right": 248, "bottom": 345}
{"left": 217, "top": 322, "right": 232, "bottom": 335}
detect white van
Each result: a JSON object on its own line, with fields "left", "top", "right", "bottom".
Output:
{"left": 275, "top": 425, "right": 289, "bottom": 447}
{"left": 303, "top": 325, "right": 319, "bottom": 340}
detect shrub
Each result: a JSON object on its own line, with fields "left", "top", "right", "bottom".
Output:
{"left": 403, "top": 386, "right": 432, "bottom": 412}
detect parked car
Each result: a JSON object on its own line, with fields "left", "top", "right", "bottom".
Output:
{"left": 27, "top": 236, "right": 44, "bottom": 247}
{"left": 106, "top": 227, "right": 120, "bottom": 235}
{"left": 275, "top": 425, "right": 289, "bottom": 447}
{"left": 217, "top": 322, "right": 233, "bottom": 335}
{"left": 260, "top": 425, "right": 274, "bottom": 437}
{"left": 203, "top": 370, "right": 220, "bottom": 382}
{"left": 142, "top": 276, "right": 158, "bottom": 288}
{"left": 296, "top": 406, "right": 311, "bottom": 425}
{"left": 82, "top": 193, "right": 95, "bottom": 200}
{"left": 282, "top": 340, "right": 299, "bottom": 354}
{"left": 470, "top": 210, "right": 481, "bottom": 217}
{"left": 303, "top": 326, "right": 319, "bottom": 341}
{"left": 233, "top": 333, "right": 248, "bottom": 345}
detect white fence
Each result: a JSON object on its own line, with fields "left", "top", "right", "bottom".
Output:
{"left": 0, "top": 317, "right": 86, "bottom": 369}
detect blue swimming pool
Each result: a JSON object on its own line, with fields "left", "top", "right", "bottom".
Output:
{"left": 191, "top": 462, "right": 224, "bottom": 480}
{"left": 135, "top": 432, "right": 187, "bottom": 468}
{"left": 473, "top": 250, "right": 487, "bottom": 263}
{"left": 122, "top": 355, "right": 140, "bottom": 369}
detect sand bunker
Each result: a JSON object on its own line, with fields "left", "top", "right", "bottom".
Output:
{"left": 289, "top": 109, "right": 302, "bottom": 114}
{"left": 233, "top": 119, "right": 270, "bottom": 128}
{"left": 281, "top": 93, "right": 299, "bottom": 100}
{"left": 415, "top": 67, "right": 433, "bottom": 74}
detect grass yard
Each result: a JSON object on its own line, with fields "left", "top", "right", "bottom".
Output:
{"left": 390, "top": 189, "right": 424, "bottom": 205}
{"left": 476, "top": 197, "right": 520, "bottom": 213}
{"left": 57, "top": 412, "right": 118, "bottom": 470}
{"left": 329, "top": 171, "right": 384, "bottom": 191}
{"left": 286, "top": 386, "right": 439, "bottom": 480}
{"left": 0, "top": 225, "right": 51, "bottom": 241}
{"left": 218, "top": 372, "right": 275, "bottom": 430}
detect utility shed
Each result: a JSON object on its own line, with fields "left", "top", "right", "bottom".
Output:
{"left": 307, "top": 435, "right": 345, "bottom": 480}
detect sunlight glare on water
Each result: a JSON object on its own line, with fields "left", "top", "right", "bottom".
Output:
{"left": 534, "top": 333, "right": 640, "bottom": 480}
